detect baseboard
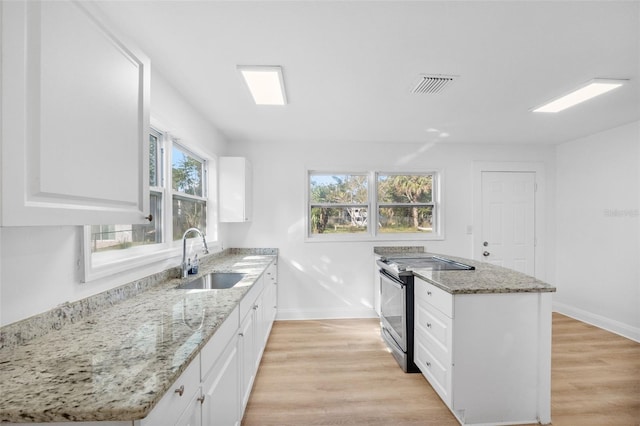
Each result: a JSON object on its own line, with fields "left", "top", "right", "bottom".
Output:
{"left": 276, "top": 307, "right": 378, "bottom": 321}
{"left": 553, "top": 301, "right": 640, "bottom": 343}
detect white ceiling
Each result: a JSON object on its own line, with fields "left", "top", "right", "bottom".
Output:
{"left": 94, "top": 0, "right": 640, "bottom": 145}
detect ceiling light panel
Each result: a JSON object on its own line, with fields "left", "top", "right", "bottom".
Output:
{"left": 238, "top": 65, "right": 287, "bottom": 106}
{"left": 532, "top": 78, "right": 627, "bottom": 113}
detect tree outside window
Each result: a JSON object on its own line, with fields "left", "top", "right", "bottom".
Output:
{"left": 377, "top": 174, "right": 434, "bottom": 233}
{"left": 172, "top": 145, "right": 206, "bottom": 240}
{"left": 309, "top": 174, "right": 368, "bottom": 235}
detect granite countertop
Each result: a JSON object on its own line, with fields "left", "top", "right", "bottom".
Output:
{"left": 381, "top": 252, "right": 556, "bottom": 294}
{"left": 0, "top": 251, "right": 276, "bottom": 423}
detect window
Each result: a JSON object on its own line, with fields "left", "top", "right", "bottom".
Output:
{"left": 172, "top": 144, "right": 207, "bottom": 240}
{"left": 307, "top": 171, "right": 440, "bottom": 240}
{"left": 84, "top": 129, "right": 214, "bottom": 281}
{"left": 309, "top": 173, "right": 368, "bottom": 235}
{"left": 377, "top": 174, "right": 435, "bottom": 234}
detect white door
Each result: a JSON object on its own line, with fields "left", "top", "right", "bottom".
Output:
{"left": 481, "top": 172, "right": 535, "bottom": 275}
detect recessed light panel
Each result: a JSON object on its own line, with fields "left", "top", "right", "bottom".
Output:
{"left": 238, "top": 66, "right": 287, "bottom": 106}
{"left": 533, "top": 78, "right": 626, "bottom": 113}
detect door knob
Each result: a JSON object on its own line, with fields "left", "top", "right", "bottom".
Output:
{"left": 483, "top": 251, "right": 490, "bottom": 257}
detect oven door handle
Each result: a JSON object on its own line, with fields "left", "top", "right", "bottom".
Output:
{"left": 379, "top": 270, "right": 404, "bottom": 288}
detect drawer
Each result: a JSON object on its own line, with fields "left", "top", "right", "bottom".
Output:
{"left": 140, "top": 354, "right": 200, "bottom": 425}
{"left": 414, "top": 277, "right": 452, "bottom": 317}
{"left": 240, "top": 275, "right": 264, "bottom": 320}
{"left": 201, "top": 305, "right": 240, "bottom": 380}
{"left": 414, "top": 336, "right": 451, "bottom": 406}
{"left": 414, "top": 300, "right": 452, "bottom": 366}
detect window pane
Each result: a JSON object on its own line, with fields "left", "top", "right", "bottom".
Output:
{"left": 310, "top": 174, "right": 368, "bottom": 204}
{"left": 378, "top": 206, "right": 433, "bottom": 233}
{"left": 173, "top": 197, "right": 206, "bottom": 240}
{"left": 91, "top": 194, "right": 162, "bottom": 253}
{"left": 149, "top": 133, "right": 158, "bottom": 187}
{"left": 172, "top": 146, "right": 203, "bottom": 197}
{"left": 378, "top": 175, "right": 433, "bottom": 203}
{"left": 310, "top": 207, "right": 368, "bottom": 235}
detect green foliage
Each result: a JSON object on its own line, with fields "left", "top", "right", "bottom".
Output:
{"left": 173, "top": 157, "right": 203, "bottom": 196}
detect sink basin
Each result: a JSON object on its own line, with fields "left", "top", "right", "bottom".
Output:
{"left": 177, "top": 272, "right": 246, "bottom": 290}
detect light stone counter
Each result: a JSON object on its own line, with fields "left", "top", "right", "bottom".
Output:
{"left": 381, "top": 252, "right": 556, "bottom": 294}
{"left": 0, "top": 250, "right": 277, "bottom": 423}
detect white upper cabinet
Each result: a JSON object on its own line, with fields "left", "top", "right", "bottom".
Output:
{"left": 1, "top": 0, "right": 150, "bottom": 226}
{"left": 219, "top": 157, "right": 252, "bottom": 222}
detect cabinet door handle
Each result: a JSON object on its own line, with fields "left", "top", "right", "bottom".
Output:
{"left": 239, "top": 332, "right": 244, "bottom": 337}
{"left": 197, "top": 395, "right": 206, "bottom": 405}
{"left": 426, "top": 323, "right": 432, "bottom": 328}
{"left": 174, "top": 385, "right": 184, "bottom": 397}
{"left": 427, "top": 291, "right": 432, "bottom": 296}
{"left": 144, "top": 214, "right": 153, "bottom": 222}
{"left": 253, "top": 304, "right": 259, "bottom": 310}
{"left": 426, "top": 362, "right": 431, "bottom": 368}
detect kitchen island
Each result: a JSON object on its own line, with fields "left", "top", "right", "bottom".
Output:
{"left": 375, "top": 250, "right": 556, "bottom": 426}
{"left": 0, "top": 249, "right": 277, "bottom": 425}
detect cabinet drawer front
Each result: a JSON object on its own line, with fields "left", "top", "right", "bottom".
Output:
{"left": 414, "top": 302, "right": 452, "bottom": 366}
{"left": 201, "top": 305, "right": 240, "bottom": 380}
{"left": 240, "top": 276, "right": 264, "bottom": 320}
{"left": 141, "top": 356, "right": 200, "bottom": 425}
{"left": 414, "top": 337, "right": 451, "bottom": 406}
{"left": 414, "top": 277, "right": 453, "bottom": 317}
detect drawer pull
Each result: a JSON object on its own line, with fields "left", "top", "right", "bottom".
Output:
{"left": 239, "top": 332, "right": 244, "bottom": 337}
{"left": 198, "top": 395, "right": 206, "bottom": 404}
{"left": 426, "top": 362, "right": 431, "bottom": 368}
{"left": 426, "top": 323, "right": 432, "bottom": 328}
{"left": 427, "top": 291, "right": 432, "bottom": 296}
{"left": 174, "top": 385, "right": 185, "bottom": 397}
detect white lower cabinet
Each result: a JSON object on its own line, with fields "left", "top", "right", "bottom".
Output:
{"left": 174, "top": 391, "right": 203, "bottom": 426}
{"left": 201, "top": 327, "right": 240, "bottom": 426}
{"left": 413, "top": 276, "right": 552, "bottom": 425}
{"left": 139, "top": 357, "right": 201, "bottom": 426}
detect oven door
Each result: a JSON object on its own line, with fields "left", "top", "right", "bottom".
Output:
{"left": 379, "top": 270, "right": 407, "bottom": 352}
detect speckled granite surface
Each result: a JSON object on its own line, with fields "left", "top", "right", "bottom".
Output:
{"left": 373, "top": 246, "right": 425, "bottom": 255}
{"left": 0, "top": 251, "right": 277, "bottom": 423}
{"left": 385, "top": 252, "right": 556, "bottom": 294}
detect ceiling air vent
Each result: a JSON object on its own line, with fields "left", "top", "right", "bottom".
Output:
{"left": 411, "top": 74, "right": 456, "bottom": 94}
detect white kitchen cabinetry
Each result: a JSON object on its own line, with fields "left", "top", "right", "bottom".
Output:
{"left": 219, "top": 157, "right": 252, "bottom": 222}
{"left": 373, "top": 255, "right": 382, "bottom": 315}
{"left": 261, "top": 261, "right": 278, "bottom": 345}
{"left": 414, "top": 276, "right": 552, "bottom": 425}
{"left": 238, "top": 274, "right": 265, "bottom": 413}
{"left": 1, "top": 0, "right": 150, "bottom": 226}
{"left": 201, "top": 306, "right": 241, "bottom": 426}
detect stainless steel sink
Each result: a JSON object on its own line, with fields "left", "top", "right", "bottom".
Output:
{"left": 177, "top": 272, "right": 246, "bottom": 290}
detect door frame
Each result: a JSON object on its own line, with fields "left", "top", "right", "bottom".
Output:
{"left": 473, "top": 162, "right": 547, "bottom": 280}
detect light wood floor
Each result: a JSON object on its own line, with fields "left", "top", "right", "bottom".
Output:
{"left": 242, "top": 313, "right": 640, "bottom": 426}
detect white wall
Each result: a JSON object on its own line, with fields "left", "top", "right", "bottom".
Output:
{"left": 224, "top": 140, "right": 556, "bottom": 320}
{"left": 555, "top": 121, "right": 640, "bottom": 341}
{"left": 0, "top": 71, "right": 229, "bottom": 326}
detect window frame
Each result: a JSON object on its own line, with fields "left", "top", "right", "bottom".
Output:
{"left": 305, "top": 169, "right": 443, "bottom": 242}
{"left": 82, "top": 127, "right": 218, "bottom": 282}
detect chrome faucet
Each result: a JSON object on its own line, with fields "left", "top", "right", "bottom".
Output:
{"left": 181, "top": 227, "right": 209, "bottom": 278}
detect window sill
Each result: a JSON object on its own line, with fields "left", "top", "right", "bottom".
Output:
{"left": 82, "top": 232, "right": 221, "bottom": 282}
{"left": 304, "top": 233, "right": 445, "bottom": 243}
